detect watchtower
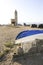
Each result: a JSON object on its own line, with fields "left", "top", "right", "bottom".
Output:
{"left": 15, "top": 10, "right": 17, "bottom": 25}
{"left": 11, "top": 10, "right": 17, "bottom": 26}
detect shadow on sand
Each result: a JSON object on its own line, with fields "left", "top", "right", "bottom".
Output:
{"left": 12, "top": 47, "right": 43, "bottom": 65}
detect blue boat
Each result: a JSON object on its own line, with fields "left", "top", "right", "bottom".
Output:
{"left": 15, "top": 30, "right": 43, "bottom": 44}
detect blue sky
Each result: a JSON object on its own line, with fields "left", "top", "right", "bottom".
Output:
{"left": 0, "top": 0, "right": 43, "bottom": 24}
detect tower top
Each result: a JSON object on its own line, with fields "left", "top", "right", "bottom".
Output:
{"left": 15, "top": 10, "right": 17, "bottom": 13}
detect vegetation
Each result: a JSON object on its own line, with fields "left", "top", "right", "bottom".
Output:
{"left": 38, "top": 24, "right": 43, "bottom": 28}
{"left": 31, "top": 24, "right": 37, "bottom": 28}
{"left": 0, "top": 51, "right": 4, "bottom": 59}
{"left": 4, "top": 42, "right": 14, "bottom": 48}
{"left": 0, "top": 48, "right": 10, "bottom": 59}
{"left": 4, "top": 48, "right": 10, "bottom": 53}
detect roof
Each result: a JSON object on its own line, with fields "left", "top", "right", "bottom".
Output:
{"left": 16, "top": 30, "right": 43, "bottom": 40}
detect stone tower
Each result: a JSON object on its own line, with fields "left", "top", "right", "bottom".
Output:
{"left": 11, "top": 10, "right": 17, "bottom": 26}
{"left": 15, "top": 10, "right": 17, "bottom": 25}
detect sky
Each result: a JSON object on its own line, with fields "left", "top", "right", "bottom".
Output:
{"left": 0, "top": 0, "right": 43, "bottom": 24}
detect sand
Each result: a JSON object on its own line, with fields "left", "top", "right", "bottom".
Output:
{"left": 0, "top": 25, "right": 43, "bottom": 65}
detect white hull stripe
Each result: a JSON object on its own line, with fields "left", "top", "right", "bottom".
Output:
{"left": 15, "top": 33, "right": 43, "bottom": 44}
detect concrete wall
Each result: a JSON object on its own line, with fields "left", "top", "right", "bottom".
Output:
{"left": 15, "top": 39, "right": 43, "bottom": 54}
{"left": 21, "top": 39, "right": 43, "bottom": 53}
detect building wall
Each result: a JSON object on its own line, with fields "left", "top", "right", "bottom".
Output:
{"left": 11, "top": 19, "right": 16, "bottom": 26}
